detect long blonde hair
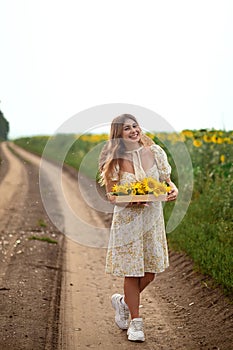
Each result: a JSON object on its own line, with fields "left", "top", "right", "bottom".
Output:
{"left": 99, "top": 114, "right": 154, "bottom": 185}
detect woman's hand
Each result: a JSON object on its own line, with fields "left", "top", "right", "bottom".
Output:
{"left": 106, "top": 193, "right": 117, "bottom": 204}
{"left": 165, "top": 180, "right": 178, "bottom": 202}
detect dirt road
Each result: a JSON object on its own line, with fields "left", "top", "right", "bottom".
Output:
{"left": 0, "top": 142, "right": 232, "bottom": 350}
{"left": 0, "top": 142, "right": 63, "bottom": 350}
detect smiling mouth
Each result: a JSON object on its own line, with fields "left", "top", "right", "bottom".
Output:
{"left": 129, "top": 133, "right": 139, "bottom": 139}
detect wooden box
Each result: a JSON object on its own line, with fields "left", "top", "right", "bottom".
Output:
{"left": 115, "top": 194, "right": 167, "bottom": 203}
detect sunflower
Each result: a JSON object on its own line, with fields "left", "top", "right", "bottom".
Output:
{"left": 142, "top": 177, "right": 159, "bottom": 193}
{"left": 203, "top": 134, "right": 212, "bottom": 143}
{"left": 193, "top": 139, "right": 202, "bottom": 147}
{"left": 131, "top": 182, "right": 145, "bottom": 195}
{"left": 220, "top": 154, "right": 225, "bottom": 164}
{"left": 181, "top": 130, "right": 193, "bottom": 138}
{"left": 111, "top": 184, "right": 130, "bottom": 195}
{"left": 111, "top": 177, "right": 170, "bottom": 197}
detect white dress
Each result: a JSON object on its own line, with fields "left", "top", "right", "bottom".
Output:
{"left": 105, "top": 144, "right": 171, "bottom": 277}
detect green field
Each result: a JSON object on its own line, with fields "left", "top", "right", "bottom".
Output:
{"left": 13, "top": 130, "right": 233, "bottom": 294}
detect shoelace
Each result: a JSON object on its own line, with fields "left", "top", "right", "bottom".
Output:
{"left": 131, "top": 320, "right": 143, "bottom": 332}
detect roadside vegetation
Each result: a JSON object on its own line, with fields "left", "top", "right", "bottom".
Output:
{"left": 0, "top": 108, "right": 10, "bottom": 167}
{"left": 28, "top": 236, "right": 58, "bottom": 244}
{"left": 14, "top": 129, "right": 233, "bottom": 294}
{"left": 0, "top": 109, "right": 9, "bottom": 141}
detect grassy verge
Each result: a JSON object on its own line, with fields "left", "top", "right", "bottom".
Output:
{"left": 14, "top": 136, "right": 50, "bottom": 156}
{"left": 14, "top": 135, "right": 105, "bottom": 179}
{"left": 165, "top": 174, "right": 233, "bottom": 294}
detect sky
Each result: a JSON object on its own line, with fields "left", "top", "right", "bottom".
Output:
{"left": 0, "top": 0, "right": 233, "bottom": 138}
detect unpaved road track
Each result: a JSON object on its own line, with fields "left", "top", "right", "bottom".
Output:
{"left": 0, "top": 142, "right": 63, "bottom": 350}
{"left": 0, "top": 142, "right": 232, "bottom": 350}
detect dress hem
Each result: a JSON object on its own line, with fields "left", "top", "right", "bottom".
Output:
{"left": 105, "top": 265, "right": 169, "bottom": 278}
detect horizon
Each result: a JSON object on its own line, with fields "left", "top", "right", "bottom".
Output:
{"left": 9, "top": 126, "right": 233, "bottom": 141}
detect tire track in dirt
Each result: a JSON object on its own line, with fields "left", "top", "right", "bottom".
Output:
{"left": 0, "top": 142, "right": 63, "bottom": 350}
{"left": 6, "top": 143, "right": 233, "bottom": 350}
{"left": 0, "top": 142, "right": 29, "bottom": 284}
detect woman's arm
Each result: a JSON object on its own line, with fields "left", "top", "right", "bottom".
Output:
{"left": 105, "top": 179, "right": 117, "bottom": 204}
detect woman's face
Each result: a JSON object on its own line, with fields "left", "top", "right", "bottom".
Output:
{"left": 121, "top": 118, "right": 141, "bottom": 143}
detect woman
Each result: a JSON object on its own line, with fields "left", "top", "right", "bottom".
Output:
{"left": 99, "top": 114, "right": 178, "bottom": 342}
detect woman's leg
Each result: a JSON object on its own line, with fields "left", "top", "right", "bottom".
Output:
{"left": 124, "top": 273, "right": 155, "bottom": 319}
{"left": 139, "top": 272, "right": 155, "bottom": 292}
{"left": 124, "top": 277, "right": 140, "bottom": 319}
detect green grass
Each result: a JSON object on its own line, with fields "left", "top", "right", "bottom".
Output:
{"left": 37, "top": 219, "right": 47, "bottom": 227}
{"left": 14, "top": 134, "right": 104, "bottom": 179}
{"left": 14, "top": 136, "right": 50, "bottom": 156}
{"left": 165, "top": 176, "right": 233, "bottom": 294}
{"left": 28, "top": 236, "right": 57, "bottom": 244}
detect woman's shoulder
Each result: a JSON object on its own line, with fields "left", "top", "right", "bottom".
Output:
{"left": 149, "top": 144, "right": 171, "bottom": 177}
{"left": 149, "top": 143, "right": 169, "bottom": 162}
{"left": 149, "top": 143, "right": 165, "bottom": 154}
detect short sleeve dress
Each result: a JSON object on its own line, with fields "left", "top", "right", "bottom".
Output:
{"left": 105, "top": 144, "right": 171, "bottom": 277}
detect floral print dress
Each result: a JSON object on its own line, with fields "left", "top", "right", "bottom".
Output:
{"left": 105, "top": 144, "right": 171, "bottom": 277}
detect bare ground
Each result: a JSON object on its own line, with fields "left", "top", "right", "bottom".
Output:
{"left": 0, "top": 143, "right": 63, "bottom": 350}
{"left": 0, "top": 142, "right": 232, "bottom": 350}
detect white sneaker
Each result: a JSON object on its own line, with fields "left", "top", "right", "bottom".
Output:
{"left": 127, "top": 318, "right": 145, "bottom": 342}
{"left": 111, "top": 294, "right": 129, "bottom": 330}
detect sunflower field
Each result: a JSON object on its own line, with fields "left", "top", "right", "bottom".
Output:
{"left": 157, "top": 129, "right": 233, "bottom": 294}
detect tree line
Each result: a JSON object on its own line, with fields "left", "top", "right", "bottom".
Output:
{"left": 0, "top": 109, "right": 9, "bottom": 140}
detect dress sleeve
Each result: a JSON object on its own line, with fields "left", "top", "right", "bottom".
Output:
{"left": 150, "top": 144, "right": 171, "bottom": 181}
